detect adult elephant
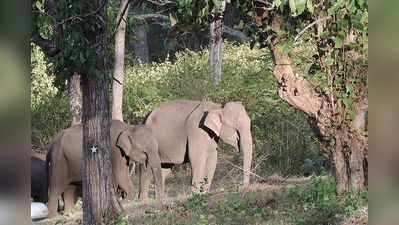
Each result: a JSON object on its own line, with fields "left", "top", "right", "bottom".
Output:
{"left": 47, "top": 120, "right": 163, "bottom": 217}
{"left": 140, "top": 100, "right": 253, "bottom": 198}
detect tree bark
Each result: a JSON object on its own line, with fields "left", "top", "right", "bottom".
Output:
{"left": 209, "top": 7, "right": 224, "bottom": 86}
{"left": 268, "top": 16, "right": 367, "bottom": 194}
{"left": 69, "top": 72, "right": 82, "bottom": 125}
{"left": 112, "top": 0, "right": 130, "bottom": 121}
{"left": 82, "top": 75, "right": 122, "bottom": 225}
{"left": 81, "top": 1, "right": 122, "bottom": 224}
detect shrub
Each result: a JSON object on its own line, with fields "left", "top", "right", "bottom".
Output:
{"left": 285, "top": 176, "right": 368, "bottom": 225}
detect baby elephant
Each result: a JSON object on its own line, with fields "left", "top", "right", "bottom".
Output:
{"left": 31, "top": 157, "right": 48, "bottom": 203}
{"left": 115, "top": 124, "right": 165, "bottom": 204}
{"left": 47, "top": 120, "right": 164, "bottom": 217}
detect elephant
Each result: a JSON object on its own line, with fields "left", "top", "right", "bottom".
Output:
{"left": 31, "top": 157, "right": 48, "bottom": 203}
{"left": 140, "top": 100, "right": 253, "bottom": 198}
{"left": 46, "top": 120, "right": 164, "bottom": 217}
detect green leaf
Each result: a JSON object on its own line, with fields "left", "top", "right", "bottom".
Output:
{"left": 169, "top": 14, "right": 177, "bottom": 26}
{"left": 325, "top": 55, "right": 334, "bottom": 66}
{"left": 343, "top": 97, "right": 352, "bottom": 108}
{"left": 306, "top": 0, "right": 314, "bottom": 13}
{"left": 289, "top": 0, "right": 296, "bottom": 14}
{"left": 295, "top": 0, "right": 307, "bottom": 15}
{"left": 274, "top": 0, "right": 282, "bottom": 7}
{"left": 334, "top": 36, "right": 343, "bottom": 48}
{"left": 327, "top": 0, "right": 344, "bottom": 16}
{"left": 35, "top": 0, "right": 43, "bottom": 12}
{"left": 346, "top": 0, "right": 357, "bottom": 13}
{"left": 356, "top": 0, "right": 365, "bottom": 7}
{"left": 345, "top": 83, "right": 353, "bottom": 94}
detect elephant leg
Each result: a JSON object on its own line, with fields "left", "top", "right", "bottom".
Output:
{"left": 189, "top": 148, "right": 207, "bottom": 192}
{"left": 151, "top": 167, "right": 165, "bottom": 207}
{"left": 63, "top": 185, "right": 76, "bottom": 212}
{"left": 204, "top": 149, "right": 217, "bottom": 192}
{"left": 48, "top": 188, "right": 61, "bottom": 218}
{"left": 138, "top": 164, "right": 151, "bottom": 202}
{"left": 48, "top": 160, "right": 69, "bottom": 217}
{"left": 161, "top": 168, "right": 171, "bottom": 188}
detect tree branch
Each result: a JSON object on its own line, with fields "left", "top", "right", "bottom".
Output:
{"left": 294, "top": 16, "right": 330, "bottom": 43}
{"left": 31, "top": 31, "right": 60, "bottom": 57}
{"left": 223, "top": 26, "right": 251, "bottom": 43}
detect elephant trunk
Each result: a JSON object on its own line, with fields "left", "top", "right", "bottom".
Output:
{"left": 239, "top": 122, "right": 253, "bottom": 188}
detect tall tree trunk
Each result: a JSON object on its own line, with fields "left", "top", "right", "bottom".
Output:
{"left": 82, "top": 1, "right": 122, "bottom": 224}
{"left": 268, "top": 17, "right": 367, "bottom": 194}
{"left": 209, "top": 2, "right": 225, "bottom": 86}
{"left": 69, "top": 72, "right": 82, "bottom": 125}
{"left": 133, "top": 22, "right": 150, "bottom": 64}
{"left": 112, "top": 0, "right": 130, "bottom": 121}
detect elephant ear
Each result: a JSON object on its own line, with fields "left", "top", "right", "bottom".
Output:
{"left": 204, "top": 109, "right": 222, "bottom": 137}
{"left": 116, "top": 130, "right": 132, "bottom": 158}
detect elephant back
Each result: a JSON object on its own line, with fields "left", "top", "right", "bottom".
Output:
{"left": 145, "top": 100, "right": 206, "bottom": 164}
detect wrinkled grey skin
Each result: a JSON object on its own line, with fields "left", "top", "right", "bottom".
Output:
{"left": 47, "top": 120, "right": 164, "bottom": 217}
{"left": 141, "top": 100, "right": 253, "bottom": 198}
{"left": 31, "top": 157, "right": 48, "bottom": 203}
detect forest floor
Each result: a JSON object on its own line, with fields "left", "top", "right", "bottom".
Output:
{"left": 34, "top": 168, "right": 368, "bottom": 225}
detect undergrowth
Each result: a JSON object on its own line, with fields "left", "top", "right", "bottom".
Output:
{"left": 116, "top": 176, "right": 367, "bottom": 225}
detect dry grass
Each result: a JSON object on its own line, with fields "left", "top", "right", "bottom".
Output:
{"left": 35, "top": 169, "right": 312, "bottom": 225}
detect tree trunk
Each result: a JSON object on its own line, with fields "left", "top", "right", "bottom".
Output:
{"left": 268, "top": 16, "right": 367, "bottom": 194}
{"left": 209, "top": 7, "right": 224, "bottom": 86}
{"left": 82, "top": 75, "right": 122, "bottom": 225}
{"left": 81, "top": 1, "right": 122, "bottom": 224}
{"left": 112, "top": 0, "right": 130, "bottom": 122}
{"left": 69, "top": 72, "right": 82, "bottom": 125}
{"left": 133, "top": 22, "right": 150, "bottom": 64}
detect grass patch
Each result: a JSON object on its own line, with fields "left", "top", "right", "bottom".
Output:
{"left": 124, "top": 176, "right": 367, "bottom": 225}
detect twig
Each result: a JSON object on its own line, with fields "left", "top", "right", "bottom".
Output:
{"left": 294, "top": 16, "right": 330, "bottom": 43}
{"left": 145, "top": 0, "right": 177, "bottom": 6}
{"left": 109, "top": 0, "right": 134, "bottom": 42}
{"left": 55, "top": 0, "right": 107, "bottom": 26}
{"left": 253, "top": 153, "right": 270, "bottom": 170}
{"left": 218, "top": 156, "right": 268, "bottom": 181}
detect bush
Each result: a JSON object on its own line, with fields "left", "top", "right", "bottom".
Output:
{"left": 31, "top": 44, "right": 71, "bottom": 149}
{"left": 285, "top": 176, "right": 368, "bottom": 225}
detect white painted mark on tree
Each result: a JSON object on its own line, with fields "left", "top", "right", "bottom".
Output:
{"left": 90, "top": 145, "right": 98, "bottom": 153}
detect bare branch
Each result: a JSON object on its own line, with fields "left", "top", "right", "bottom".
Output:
{"left": 294, "top": 16, "right": 330, "bottom": 43}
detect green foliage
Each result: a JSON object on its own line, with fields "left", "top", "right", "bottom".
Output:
{"left": 32, "top": 0, "right": 112, "bottom": 81}
{"left": 111, "top": 215, "right": 129, "bottom": 225}
{"left": 31, "top": 44, "right": 71, "bottom": 147}
{"left": 32, "top": 93, "right": 71, "bottom": 147}
{"left": 31, "top": 44, "right": 59, "bottom": 110}
{"left": 286, "top": 176, "right": 368, "bottom": 225}
{"left": 127, "top": 176, "right": 366, "bottom": 225}
{"left": 245, "top": 0, "right": 368, "bottom": 125}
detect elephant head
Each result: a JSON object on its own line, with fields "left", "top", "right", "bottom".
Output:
{"left": 115, "top": 126, "right": 161, "bottom": 169}
{"left": 204, "top": 101, "right": 253, "bottom": 187}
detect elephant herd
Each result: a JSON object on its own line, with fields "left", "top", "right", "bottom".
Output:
{"left": 31, "top": 100, "right": 253, "bottom": 218}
